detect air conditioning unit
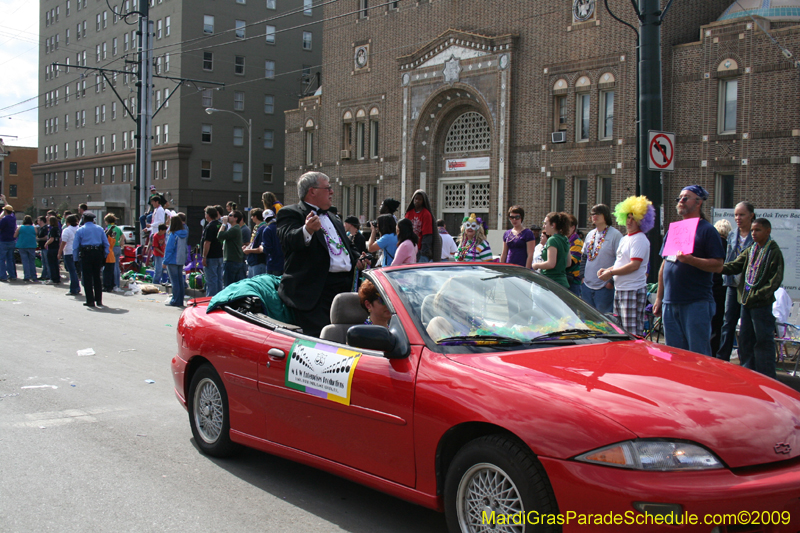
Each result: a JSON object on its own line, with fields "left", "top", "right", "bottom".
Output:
{"left": 551, "top": 131, "right": 566, "bottom": 144}
{"left": 340, "top": 149, "right": 351, "bottom": 160}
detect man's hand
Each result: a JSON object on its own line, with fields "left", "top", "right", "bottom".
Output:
{"left": 653, "top": 297, "right": 662, "bottom": 316}
{"left": 202, "top": 257, "right": 207, "bottom": 268}
{"left": 597, "top": 268, "right": 613, "bottom": 282}
{"left": 676, "top": 251, "right": 693, "bottom": 264}
{"left": 57, "top": 252, "right": 62, "bottom": 260}
{"left": 305, "top": 211, "right": 321, "bottom": 234}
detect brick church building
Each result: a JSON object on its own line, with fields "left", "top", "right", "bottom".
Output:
{"left": 284, "top": 0, "right": 800, "bottom": 244}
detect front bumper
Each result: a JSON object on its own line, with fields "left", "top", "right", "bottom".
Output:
{"left": 539, "top": 456, "right": 800, "bottom": 532}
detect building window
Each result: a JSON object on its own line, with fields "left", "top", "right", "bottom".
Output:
{"left": 554, "top": 95, "right": 567, "bottom": 131}
{"left": 8, "top": 184, "right": 16, "bottom": 198}
{"left": 202, "top": 124, "right": 212, "bottom": 143}
{"left": 302, "top": 31, "right": 312, "bottom": 50}
{"left": 124, "top": 32, "right": 129, "bottom": 51}
{"left": 101, "top": 104, "right": 106, "bottom": 122}
{"left": 123, "top": 131, "right": 128, "bottom": 149}
{"left": 576, "top": 93, "right": 590, "bottom": 141}
{"left": 305, "top": 130, "right": 313, "bottom": 166}
{"left": 716, "top": 174, "right": 735, "bottom": 208}
{"left": 165, "top": 16, "right": 170, "bottom": 36}
{"left": 165, "top": 53, "right": 170, "bottom": 72}
{"left": 342, "top": 121, "right": 352, "bottom": 153}
{"left": 163, "top": 124, "right": 169, "bottom": 143}
{"left": 599, "top": 90, "right": 614, "bottom": 140}
{"left": 156, "top": 19, "right": 162, "bottom": 39}
{"left": 155, "top": 125, "right": 161, "bottom": 145}
{"left": 356, "top": 122, "right": 365, "bottom": 159}
{"left": 112, "top": 37, "right": 117, "bottom": 55}
{"left": 233, "top": 127, "right": 244, "bottom": 146}
{"left": 369, "top": 119, "right": 379, "bottom": 159}
{"left": 163, "top": 160, "right": 168, "bottom": 179}
{"left": 201, "top": 160, "right": 212, "bottom": 179}
{"left": 303, "top": 0, "right": 312, "bottom": 15}
{"left": 232, "top": 162, "right": 244, "bottom": 182}
{"left": 154, "top": 161, "right": 160, "bottom": 180}
{"left": 551, "top": 178, "right": 565, "bottom": 212}
{"left": 719, "top": 79, "right": 738, "bottom": 134}
{"left": 111, "top": 166, "right": 115, "bottom": 182}
{"left": 445, "top": 111, "right": 491, "bottom": 153}
{"left": 235, "top": 20, "right": 246, "bottom": 39}
{"left": 264, "top": 94, "right": 274, "bottom": 114}
{"left": 235, "top": 55, "right": 245, "bottom": 75}
{"left": 359, "top": 0, "right": 368, "bottom": 18}
{"left": 266, "top": 0, "right": 276, "bottom": 9}
{"left": 265, "top": 60, "right": 275, "bottom": 79}
{"left": 263, "top": 129, "right": 274, "bottom": 149}
{"left": 203, "top": 51, "right": 213, "bottom": 70}
{"left": 201, "top": 89, "right": 213, "bottom": 107}
{"left": 203, "top": 15, "right": 214, "bottom": 34}
{"left": 234, "top": 91, "right": 245, "bottom": 111}
{"left": 122, "top": 165, "right": 127, "bottom": 182}
{"left": 112, "top": 101, "right": 117, "bottom": 120}
{"left": 9, "top": 162, "right": 18, "bottom": 175}
{"left": 574, "top": 177, "right": 589, "bottom": 229}
{"left": 263, "top": 164, "right": 273, "bottom": 183}
{"left": 266, "top": 25, "right": 275, "bottom": 44}
{"left": 111, "top": 133, "right": 116, "bottom": 151}
{"left": 597, "top": 176, "right": 612, "bottom": 206}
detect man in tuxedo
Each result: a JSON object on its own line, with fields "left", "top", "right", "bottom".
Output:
{"left": 278, "top": 172, "right": 363, "bottom": 337}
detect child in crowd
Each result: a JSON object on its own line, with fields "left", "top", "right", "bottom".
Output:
{"left": 152, "top": 224, "right": 167, "bottom": 283}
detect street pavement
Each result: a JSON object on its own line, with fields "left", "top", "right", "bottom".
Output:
{"left": 0, "top": 280, "right": 446, "bottom": 533}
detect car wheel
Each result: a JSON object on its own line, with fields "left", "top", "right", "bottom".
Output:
{"left": 188, "top": 364, "right": 236, "bottom": 457}
{"left": 445, "top": 435, "right": 559, "bottom": 533}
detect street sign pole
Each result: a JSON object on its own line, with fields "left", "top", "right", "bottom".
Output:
{"left": 638, "top": 0, "right": 664, "bottom": 280}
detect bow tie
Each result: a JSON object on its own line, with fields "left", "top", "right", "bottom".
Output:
{"left": 305, "top": 203, "right": 327, "bottom": 216}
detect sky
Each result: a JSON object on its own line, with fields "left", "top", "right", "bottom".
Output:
{"left": 0, "top": 0, "right": 41, "bottom": 148}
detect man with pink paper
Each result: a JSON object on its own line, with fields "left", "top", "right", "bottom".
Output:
{"left": 653, "top": 185, "right": 725, "bottom": 356}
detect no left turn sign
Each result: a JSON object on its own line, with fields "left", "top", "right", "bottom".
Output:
{"left": 648, "top": 130, "right": 675, "bottom": 172}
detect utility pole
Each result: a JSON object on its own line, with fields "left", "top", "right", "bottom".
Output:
{"left": 134, "top": 0, "right": 151, "bottom": 244}
{"left": 638, "top": 0, "right": 665, "bottom": 279}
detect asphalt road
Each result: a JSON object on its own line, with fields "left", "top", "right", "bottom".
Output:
{"left": 0, "top": 280, "right": 446, "bottom": 533}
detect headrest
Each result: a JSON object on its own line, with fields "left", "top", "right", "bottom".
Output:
{"left": 330, "top": 292, "right": 368, "bottom": 324}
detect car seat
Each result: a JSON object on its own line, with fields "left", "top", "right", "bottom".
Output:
{"left": 320, "top": 292, "right": 369, "bottom": 344}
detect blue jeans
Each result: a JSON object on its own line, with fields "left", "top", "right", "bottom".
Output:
{"left": 716, "top": 286, "right": 740, "bottom": 361}
{"left": 581, "top": 284, "right": 615, "bottom": 314}
{"left": 41, "top": 249, "right": 50, "bottom": 279}
{"left": 152, "top": 255, "right": 165, "bottom": 283}
{"left": 223, "top": 261, "right": 246, "bottom": 287}
{"left": 568, "top": 280, "right": 582, "bottom": 297}
{"left": 0, "top": 241, "right": 17, "bottom": 280}
{"left": 167, "top": 263, "right": 185, "bottom": 306}
{"left": 205, "top": 257, "right": 223, "bottom": 296}
{"left": 738, "top": 305, "right": 776, "bottom": 378}
{"left": 248, "top": 263, "right": 267, "bottom": 277}
{"left": 64, "top": 254, "right": 80, "bottom": 294}
{"left": 113, "top": 246, "right": 121, "bottom": 287}
{"left": 663, "top": 301, "right": 715, "bottom": 356}
{"left": 18, "top": 248, "right": 36, "bottom": 280}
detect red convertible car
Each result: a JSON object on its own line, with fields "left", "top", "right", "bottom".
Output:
{"left": 172, "top": 263, "right": 800, "bottom": 532}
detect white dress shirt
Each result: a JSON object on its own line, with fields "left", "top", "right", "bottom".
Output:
{"left": 302, "top": 204, "right": 352, "bottom": 273}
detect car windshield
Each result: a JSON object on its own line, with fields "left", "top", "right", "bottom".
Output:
{"left": 383, "top": 265, "right": 626, "bottom": 348}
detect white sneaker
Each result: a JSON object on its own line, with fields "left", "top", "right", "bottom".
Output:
{"left": 113, "top": 287, "right": 124, "bottom": 293}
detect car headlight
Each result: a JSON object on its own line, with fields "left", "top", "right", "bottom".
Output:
{"left": 575, "top": 440, "right": 724, "bottom": 471}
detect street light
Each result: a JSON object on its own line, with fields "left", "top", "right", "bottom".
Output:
{"left": 205, "top": 107, "right": 252, "bottom": 213}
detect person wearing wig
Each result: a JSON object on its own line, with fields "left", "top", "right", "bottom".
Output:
{"left": 455, "top": 213, "right": 493, "bottom": 262}
{"left": 597, "top": 196, "right": 654, "bottom": 336}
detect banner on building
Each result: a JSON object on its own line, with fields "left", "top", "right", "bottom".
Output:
{"left": 445, "top": 157, "right": 490, "bottom": 172}
{"left": 713, "top": 208, "right": 800, "bottom": 299}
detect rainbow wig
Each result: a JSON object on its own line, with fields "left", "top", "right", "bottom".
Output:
{"left": 614, "top": 196, "right": 656, "bottom": 233}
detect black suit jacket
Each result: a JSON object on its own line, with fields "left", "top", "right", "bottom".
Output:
{"left": 277, "top": 202, "right": 358, "bottom": 311}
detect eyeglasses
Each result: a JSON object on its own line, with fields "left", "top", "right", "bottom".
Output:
{"left": 312, "top": 186, "right": 333, "bottom": 191}
{"left": 508, "top": 215, "right": 521, "bottom": 220}
{"left": 675, "top": 196, "right": 693, "bottom": 203}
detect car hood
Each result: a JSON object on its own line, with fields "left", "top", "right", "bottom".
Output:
{"left": 447, "top": 340, "right": 800, "bottom": 468}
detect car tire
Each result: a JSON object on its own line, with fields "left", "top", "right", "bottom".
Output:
{"left": 444, "top": 434, "right": 559, "bottom": 533}
{"left": 188, "top": 364, "right": 236, "bottom": 457}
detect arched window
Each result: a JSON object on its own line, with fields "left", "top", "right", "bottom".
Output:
{"left": 444, "top": 111, "right": 491, "bottom": 154}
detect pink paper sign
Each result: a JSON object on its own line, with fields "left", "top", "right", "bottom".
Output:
{"left": 661, "top": 218, "right": 700, "bottom": 256}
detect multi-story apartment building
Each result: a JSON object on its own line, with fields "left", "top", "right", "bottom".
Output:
{"left": 33, "top": 0, "right": 321, "bottom": 241}
{"left": 284, "top": 0, "right": 800, "bottom": 246}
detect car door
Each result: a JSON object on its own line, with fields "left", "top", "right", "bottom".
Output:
{"left": 257, "top": 328, "right": 419, "bottom": 487}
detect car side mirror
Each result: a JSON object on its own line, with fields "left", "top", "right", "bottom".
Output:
{"left": 347, "top": 316, "right": 410, "bottom": 359}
